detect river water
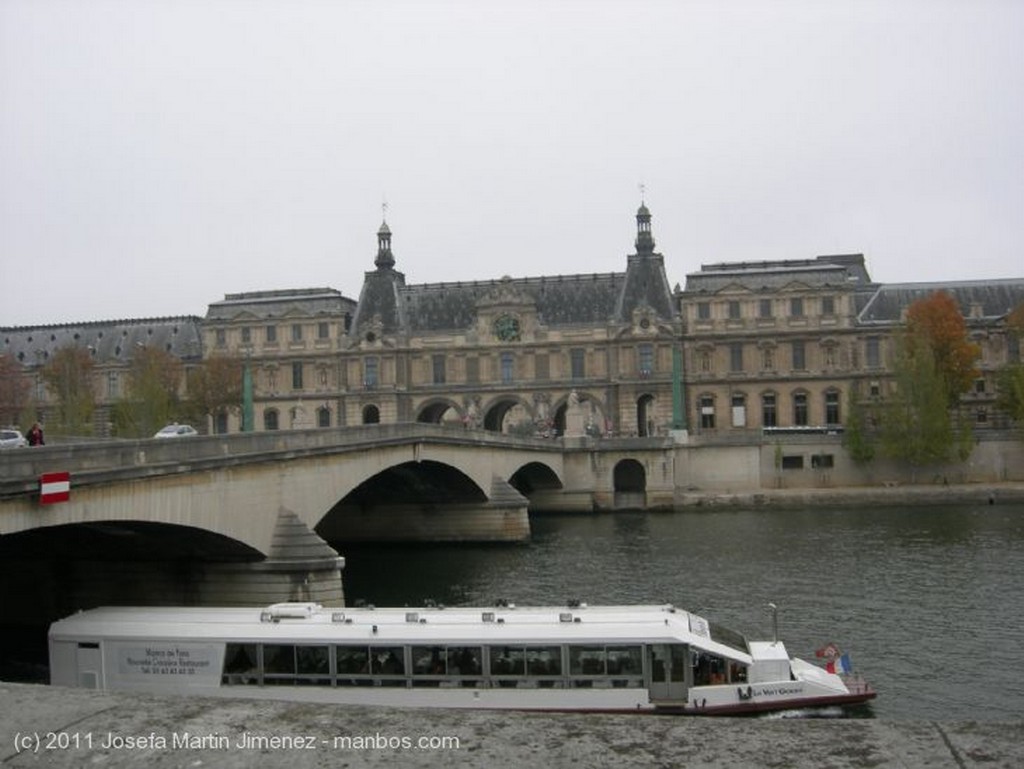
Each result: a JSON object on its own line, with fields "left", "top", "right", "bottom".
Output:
{"left": 339, "top": 503, "right": 1024, "bottom": 721}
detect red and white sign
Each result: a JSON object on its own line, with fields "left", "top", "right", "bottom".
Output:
{"left": 39, "top": 471, "right": 70, "bottom": 505}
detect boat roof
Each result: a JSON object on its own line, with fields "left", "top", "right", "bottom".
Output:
{"left": 49, "top": 603, "right": 752, "bottom": 663}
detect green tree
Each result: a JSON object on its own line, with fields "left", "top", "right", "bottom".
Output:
{"left": 40, "top": 346, "right": 95, "bottom": 435}
{"left": 997, "top": 364, "right": 1024, "bottom": 427}
{"left": 879, "top": 336, "right": 970, "bottom": 474}
{"left": 113, "top": 346, "right": 184, "bottom": 437}
{"left": 187, "top": 353, "right": 243, "bottom": 427}
{"left": 997, "top": 303, "right": 1024, "bottom": 430}
{"left": 842, "top": 388, "right": 875, "bottom": 464}
{"left": 0, "top": 354, "right": 31, "bottom": 427}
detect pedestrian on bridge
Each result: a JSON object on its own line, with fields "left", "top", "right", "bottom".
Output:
{"left": 26, "top": 422, "right": 44, "bottom": 446}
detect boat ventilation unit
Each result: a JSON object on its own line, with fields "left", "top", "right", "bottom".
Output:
{"left": 260, "top": 602, "right": 321, "bottom": 622}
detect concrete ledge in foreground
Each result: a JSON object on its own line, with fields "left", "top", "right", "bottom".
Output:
{"left": 1, "top": 682, "right": 1022, "bottom": 768}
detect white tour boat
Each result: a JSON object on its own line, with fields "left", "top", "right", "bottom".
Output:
{"left": 48, "top": 602, "right": 875, "bottom": 715}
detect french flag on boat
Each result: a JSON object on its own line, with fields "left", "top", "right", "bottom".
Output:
{"left": 826, "top": 654, "right": 853, "bottom": 675}
{"left": 816, "top": 642, "right": 852, "bottom": 675}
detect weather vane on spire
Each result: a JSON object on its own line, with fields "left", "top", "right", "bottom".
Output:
{"left": 638, "top": 182, "right": 646, "bottom": 203}
{"left": 382, "top": 198, "right": 389, "bottom": 222}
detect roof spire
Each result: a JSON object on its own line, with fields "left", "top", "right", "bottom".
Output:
{"left": 375, "top": 200, "right": 394, "bottom": 270}
{"left": 635, "top": 192, "right": 655, "bottom": 255}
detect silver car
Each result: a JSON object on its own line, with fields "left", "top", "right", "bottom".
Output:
{"left": 153, "top": 424, "right": 198, "bottom": 439}
{"left": 0, "top": 428, "right": 28, "bottom": 448}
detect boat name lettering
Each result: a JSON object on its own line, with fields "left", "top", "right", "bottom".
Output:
{"left": 116, "top": 644, "right": 218, "bottom": 678}
{"left": 755, "top": 685, "right": 805, "bottom": 697}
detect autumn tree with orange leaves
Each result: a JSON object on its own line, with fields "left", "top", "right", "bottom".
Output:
{"left": 878, "top": 291, "right": 980, "bottom": 470}
{"left": 904, "top": 290, "right": 981, "bottom": 406}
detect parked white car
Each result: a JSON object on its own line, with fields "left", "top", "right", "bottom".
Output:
{"left": 153, "top": 424, "right": 198, "bottom": 439}
{"left": 0, "top": 428, "right": 28, "bottom": 448}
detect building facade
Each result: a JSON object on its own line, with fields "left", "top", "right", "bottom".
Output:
{"left": 3, "top": 203, "right": 1023, "bottom": 441}
{"left": 332, "top": 205, "right": 680, "bottom": 437}
{"left": 679, "top": 255, "right": 874, "bottom": 436}
{"left": 202, "top": 288, "right": 356, "bottom": 433}
{"left": 1, "top": 317, "right": 203, "bottom": 435}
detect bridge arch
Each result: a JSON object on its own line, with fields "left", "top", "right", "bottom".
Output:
{"left": 315, "top": 459, "right": 491, "bottom": 543}
{"left": 613, "top": 458, "right": 647, "bottom": 510}
{"left": 0, "top": 521, "right": 262, "bottom": 563}
{"left": 416, "top": 398, "right": 464, "bottom": 425}
{"left": 508, "top": 461, "right": 563, "bottom": 504}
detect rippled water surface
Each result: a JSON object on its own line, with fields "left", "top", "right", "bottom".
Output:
{"left": 340, "top": 503, "right": 1024, "bottom": 720}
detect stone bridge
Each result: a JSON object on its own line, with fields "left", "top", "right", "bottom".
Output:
{"left": 0, "top": 424, "right": 683, "bottom": 608}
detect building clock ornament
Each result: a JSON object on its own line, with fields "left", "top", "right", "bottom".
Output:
{"left": 493, "top": 313, "right": 521, "bottom": 342}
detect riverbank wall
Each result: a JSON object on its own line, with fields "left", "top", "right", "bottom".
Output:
{"left": 1, "top": 682, "right": 1020, "bottom": 768}
{"left": 673, "top": 481, "right": 1024, "bottom": 509}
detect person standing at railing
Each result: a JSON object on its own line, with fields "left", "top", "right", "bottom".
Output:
{"left": 26, "top": 422, "right": 44, "bottom": 446}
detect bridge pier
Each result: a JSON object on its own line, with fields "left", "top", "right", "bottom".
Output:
{"left": 194, "top": 508, "right": 346, "bottom": 607}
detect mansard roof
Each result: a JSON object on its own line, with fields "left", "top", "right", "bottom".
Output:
{"left": 857, "top": 279, "right": 1024, "bottom": 325}
{"left": 1, "top": 317, "right": 204, "bottom": 368}
{"left": 400, "top": 272, "right": 627, "bottom": 333}
{"left": 349, "top": 206, "right": 678, "bottom": 337}
{"left": 206, "top": 288, "right": 354, "bottom": 322}
{"left": 683, "top": 254, "right": 872, "bottom": 294}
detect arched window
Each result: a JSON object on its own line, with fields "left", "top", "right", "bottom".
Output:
{"left": 362, "top": 404, "right": 380, "bottom": 424}
{"left": 264, "top": 409, "right": 279, "bottom": 431}
{"left": 636, "top": 394, "right": 655, "bottom": 436}
{"left": 317, "top": 406, "right": 331, "bottom": 428}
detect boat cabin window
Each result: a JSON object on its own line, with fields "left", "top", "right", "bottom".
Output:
{"left": 335, "top": 645, "right": 405, "bottom": 686}
{"left": 335, "top": 646, "right": 369, "bottom": 676}
{"left": 489, "top": 645, "right": 562, "bottom": 688}
{"left": 730, "top": 661, "right": 748, "bottom": 683}
{"left": 568, "top": 644, "right": 643, "bottom": 688}
{"left": 222, "top": 643, "right": 258, "bottom": 684}
{"left": 692, "top": 650, "right": 729, "bottom": 686}
{"left": 411, "top": 645, "right": 482, "bottom": 687}
{"left": 261, "top": 644, "right": 330, "bottom": 685}
{"left": 220, "top": 641, "right": 647, "bottom": 690}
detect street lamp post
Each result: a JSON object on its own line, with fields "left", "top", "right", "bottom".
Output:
{"left": 242, "top": 346, "right": 254, "bottom": 432}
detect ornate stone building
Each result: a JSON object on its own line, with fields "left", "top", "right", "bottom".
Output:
{"left": 338, "top": 204, "right": 680, "bottom": 437}
{"left": 679, "top": 258, "right": 1024, "bottom": 436}
{"left": 202, "top": 289, "right": 356, "bottom": 433}
{"left": 4, "top": 203, "right": 1023, "bottom": 442}
{"left": 679, "top": 255, "right": 874, "bottom": 435}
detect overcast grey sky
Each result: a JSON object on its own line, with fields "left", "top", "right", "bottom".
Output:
{"left": 2, "top": 0, "right": 1022, "bottom": 327}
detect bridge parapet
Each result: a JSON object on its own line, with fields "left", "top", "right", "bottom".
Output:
{"left": 0, "top": 424, "right": 562, "bottom": 498}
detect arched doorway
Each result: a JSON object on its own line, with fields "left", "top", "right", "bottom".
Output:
{"left": 636, "top": 394, "right": 655, "bottom": 437}
{"left": 483, "top": 398, "right": 532, "bottom": 434}
{"left": 417, "top": 400, "right": 462, "bottom": 425}
{"left": 362, "top": 404, "right": 380, "bottom": 424}
{"left": 613, "top": 459, "right": 646, "bottom": 510}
